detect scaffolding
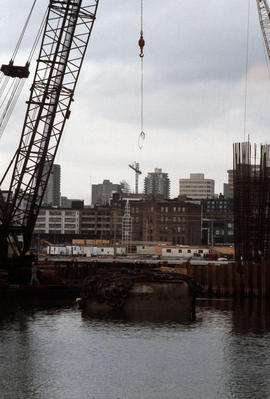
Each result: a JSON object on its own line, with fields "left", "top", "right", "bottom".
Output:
{"left": 233, "top": 141, "right": 270, "bottom": 262}
{"left": 122, "top": 200, "right": 132, "bottom": 254}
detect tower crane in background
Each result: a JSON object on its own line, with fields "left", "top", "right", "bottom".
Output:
{"left": 129, "top": 162, "right": 142, "bottom": 194}
{"left": 256, "top": 0, "right": 270, "bottom": 59}
{"left": 0, "top": 0, "right": 99, "bottom": 263}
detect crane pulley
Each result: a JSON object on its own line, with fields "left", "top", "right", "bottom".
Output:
{"left": 138, "top": 32, "right": 145, "bottom": 58}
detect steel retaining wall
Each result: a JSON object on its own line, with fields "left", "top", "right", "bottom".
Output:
{"left": 188, "top": 261, "right": 270, "bottom": 297}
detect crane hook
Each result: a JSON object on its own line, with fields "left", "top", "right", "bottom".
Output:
{"left": 138, "top": 30, "right": 145, "bottom": 58}
{"left": 138, "top": 131, "right": 145, "bottom": 149}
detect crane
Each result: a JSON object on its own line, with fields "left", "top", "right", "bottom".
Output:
{"left": 128, "top": 162, "right": 142, "bottom": 194}
{"left": 0, "top": 0, "right": 99, "bottom": 263}
{"left": 257, "top": 0, "right": 270, "bottom": 59}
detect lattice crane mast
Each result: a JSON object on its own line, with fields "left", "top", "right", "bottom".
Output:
{"left": 129, "top": 162, "right": 142, "bottom": 194}
{"left": 257, "top": 0, "right": 270, "bottom": 59}
{"left": 0, "top": 0, "right": 99, "bottom": 261}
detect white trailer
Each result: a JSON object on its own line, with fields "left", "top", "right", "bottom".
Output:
{"left": 136, "top": 245, "right": 156, "bottom": 256}
{"left": 116, "top": 247, "right": 126, "bottom": 256}
{"left": 161, "top": 247, "right": 210, "bottom": 258}
{"left": 84, "top": 246, "right": 98, "bottom": 257}
{"left": 66, "top": 245, "right": 82, "bottom": 256}
{"left": 47, "top": 246, "right": 67, "bottom": 256}
{"left": 97, "top": 247, "right": 114, "bottom": 256}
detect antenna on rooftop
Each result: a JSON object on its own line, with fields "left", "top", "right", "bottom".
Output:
{"left": 128, "top": 161, "right": 142, "bottom": 194}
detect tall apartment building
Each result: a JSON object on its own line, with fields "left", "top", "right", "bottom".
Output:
{"left": 144, "top": 168, "right": 170, "bottom": 199}
{"left": 224, "top": 169, "right": 233, "bottom": 199}
{"left": 91, "top": 179, "right": 122, "bottom": 206}
{"left": 179, "top": 173, "right": 215, "bottom": 200}
{"left": 42, "top": 164, "right": 61, "bottom": 206}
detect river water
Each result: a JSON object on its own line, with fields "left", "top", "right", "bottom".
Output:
{"left": 0, "top": 298, "right": 270, "bottom": 399}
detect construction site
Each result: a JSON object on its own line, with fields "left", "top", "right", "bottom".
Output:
{"left": 1, "top": 0, "right": 270, "bottom": 303}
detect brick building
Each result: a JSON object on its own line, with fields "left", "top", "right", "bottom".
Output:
{"left": 201, "top": 197, "right": 234, "bottom": 245}
{"left": 33, "top": 197, "right": 201, "bottom": 246}
{"left": 111, "top": 197, "right": 201, "bottom": 245}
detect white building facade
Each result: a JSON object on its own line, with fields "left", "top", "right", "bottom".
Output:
{"left": 34, "top": 208, "right": 80, "bottom": 234}
{"left": 179, "top": 173, "right": 215, "bottom": 200}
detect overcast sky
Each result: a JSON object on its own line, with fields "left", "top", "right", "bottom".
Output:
{"left": 1, "top": 0, "right": 270, "bottom": 203}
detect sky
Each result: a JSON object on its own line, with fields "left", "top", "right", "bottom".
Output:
{"left": 1, "top": 0, "right": 270, "bottom": 204}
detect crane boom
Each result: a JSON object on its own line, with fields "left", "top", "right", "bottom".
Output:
{"left": 0, "top": 0, "right": 99, "bottom": 259}
{"left": 257, "top": 0, "right": 270, "bottom": 59}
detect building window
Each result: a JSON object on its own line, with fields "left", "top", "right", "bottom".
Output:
{"left": 49, "top": 210, "right": 61, "bottom": 216}
{"left": 166, "top": 249, "right": 171, "bottom": 253}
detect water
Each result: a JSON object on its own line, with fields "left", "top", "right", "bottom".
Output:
{"left": 0, "top": 298, "right": 270, "bottom": 399}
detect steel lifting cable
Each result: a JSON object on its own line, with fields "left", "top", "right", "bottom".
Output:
{"left": 0, "top": 79, "right": 25, "bottom": 140}
{"left": 138, "top": 0, "right": 145, "bottom": 150}
{"left": 28, "top": 9, "right": 47, "bottom": 64}
{"left": 243, "top": 0, "right": 251, "bottom": 142}
{"left": 0, "top": 3, "right": 46, "bottom": 140}
{"left": 11, "top": 0, "right": 37, "bottom": 62}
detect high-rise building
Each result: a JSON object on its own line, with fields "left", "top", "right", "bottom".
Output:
{"left": 179, "top": 173, "right": 215, "bottom": 200}
{"left": 144, "top": 168, "right": 170, "bottom": 199}
{"left": 43, "top": 164, "right": 61, "bottom": 206}
{"left": 224, "top": 169, "right": 233, "bottom": 199}
{"left": 91, "top": 179, "right": 122, "bottom": 206}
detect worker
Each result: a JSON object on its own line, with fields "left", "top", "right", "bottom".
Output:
{"left": 30, "top": 262, "right": 40, "bottom": 286}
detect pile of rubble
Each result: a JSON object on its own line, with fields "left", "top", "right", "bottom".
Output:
{"left": 79, "top": 265, "right": 203, "bottom": 309}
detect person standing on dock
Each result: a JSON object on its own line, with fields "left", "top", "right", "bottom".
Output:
{"left": 30, "top": 262, "right": 40, "bottom": 286}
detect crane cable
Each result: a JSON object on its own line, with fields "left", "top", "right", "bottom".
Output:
{"left": 11, "top": 0, "right": 37, "bottom": 63}
{"left": 138, "top": 0, "right": 145, "bottom": 150}
{"left": 243, "top": 0, "right": 251, "bottom": 142}
{"left": 0, "top": 2, "right": 46, "bottom": 140}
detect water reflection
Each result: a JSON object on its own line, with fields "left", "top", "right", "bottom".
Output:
{"left": 81, "top": 301, "right": 196, "bottom": 325}
{"left": 198, "top": 299, "right": 270, "bottom": 399}
{"left": 198, "top": 298, "right": 270, "bottom": 334}
{"left": 0, "top": 298, "right": 270, "bottom": 399}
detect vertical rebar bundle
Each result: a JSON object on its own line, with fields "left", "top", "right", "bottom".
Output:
{"left": 233, "top": 142, "right": 270, "bottom": 262}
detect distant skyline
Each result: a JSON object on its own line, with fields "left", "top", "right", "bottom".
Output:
{"left": 1, "top": 0, "right": 270, "bottom": 204}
